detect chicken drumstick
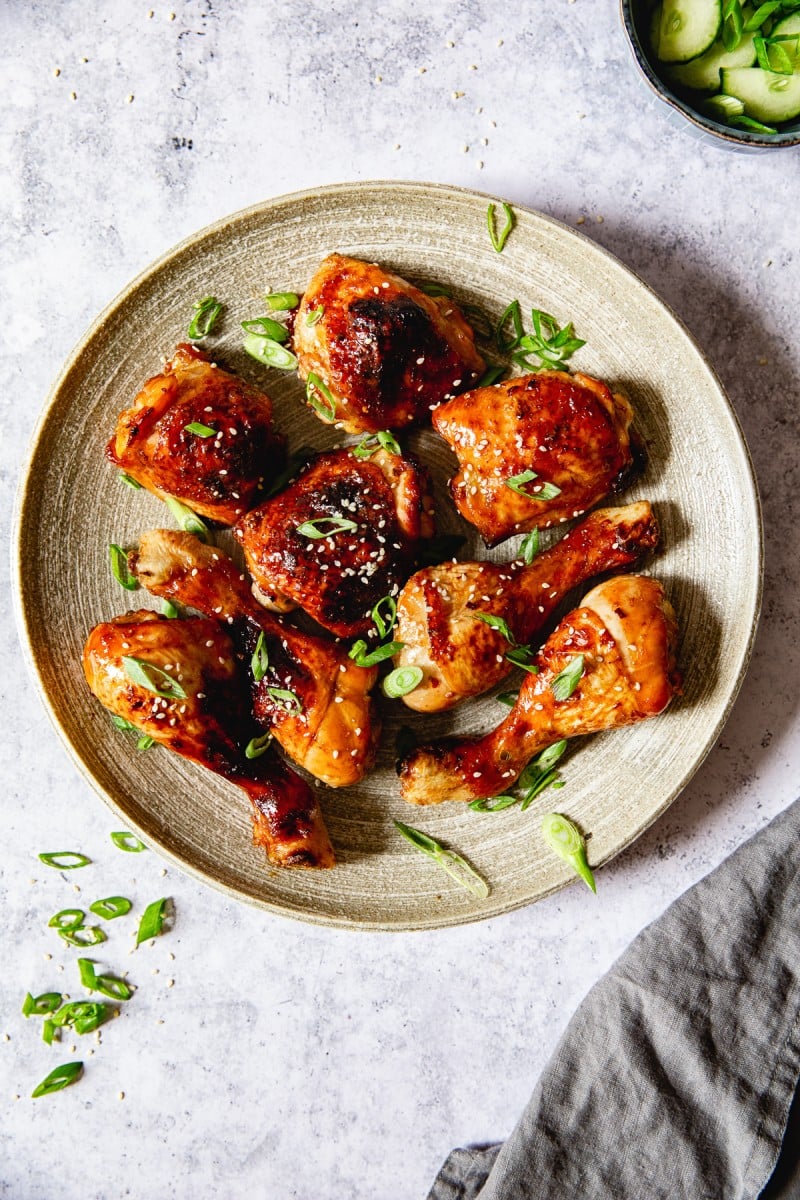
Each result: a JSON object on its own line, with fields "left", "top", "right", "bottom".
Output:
{"left": 394, "top": 502, "right": 660, "bottom": 712}
{"left": 83, "top": 610, "right": 335, "bottom": 868}
{"left": 399, "top": 575, "right": 681, "bottom": 806}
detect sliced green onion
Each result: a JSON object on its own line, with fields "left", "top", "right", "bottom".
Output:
{"left": 243, "top": 333, "right": 298, "bottom": 370}
{"left": 109, "top": 544, "right": 138, "bottom": 591}
{"left": 476, "top": 363, "right": 506, "bottom": 388}
{"left": 136, "top": 898, "right": 169, "bottom": 946}
{"left": 110, "top": 831, "right": 146, "bottom": 853}
{"left": 264, "top": 292, "right": 299, "bottom": 311}
{"left": 487, "top": 201, "right": 515, "bottom": 253}
{"left": 119, "top": 471, "right": 142, "bottom": 490}
{"left": 42, "top": 1019, "right": 56, "bottom": 1045}
{"left": 495, "top": 299, "right": 524, "bottom": 352}
{"left": 468, "top": 794, "right": 520, "bottom": 812}
{"left": 245, "top": 732, "right": 273, "bottom": 759}
{"left": 77, "top": 958, "right": 97, "bottom": 989}
{"left": 112, "top": 710, "right": 155, "bottom": 749}
{"left": 371, "top": 595, "right": 398, "bottom": 639}
{"left": 352, "top": 430, "right": 402, "bottom": 459}
{"left": 38, "top": 851, "right": 91, "bottom": 871}
{"left": 550, "top": 654, "right": 585, "bottom": 702}
{"left": 541, "top": 812, "right": 596, "bottom": 892}
{"left": 505, "top": 469, "right": 562, "bottom": 501}
{"left": 473, "top": 611, "right": 515, "bottom": 644}
{"left": 496, "top": 691, "right": 519, "bottom": 707}
{"left": 94, "top": 974, "right": 134, "bottom": 1002}
{"left": 528, "top": 739, "right": 568, "bottom": 775}
{"left": 305, "top": 372, "right": 337, "bottom": 420}
{"left": 22, "top": 991, "right": 63, "bottom": 1017}
{"left": 51, "top": 1000, "right": 103, "bottom": 1028}
{"left": 89, "top": 896, "right": 132, "bottom": 920}
{"left": 511, "top": 309, "right": 585, "bottom": 372}
{"left": 519, "top": 768, "right": 560, "bottom": 810}
{"left": 744, "top": 0, "right": 782, "bottom": 29}
{"left": 59, "top": 926, "right": 107, "bottom": 948}
{"left": 349, "top": 639, "right": 404, "bottom": 667}
{"left": 48, "top": 909, "right": 85, "bottom": 931}
{"left": 504, "top": 645, "right": 538, "bottom": 672}
{"left": 183, "top": 421, "right": 216, "bottom": 437}
{"left": 722, "top": 0, "right": 745, "bottom": 50}
{"left": 163, "top": 495, "right": 209, "bottom": 542}
{"left": 122, "top": 656, "right": 188, "bottom": 701}
{"left": 51, "top": 1001, "right": 109, "bottom": 1035}
{"left": 729, "top": 114, "right": 779, "bottom": 134}
{"left": 187, "top": 296, "right": 222, "bottom": 339}
{"left": 394, "top": 821, "right": 489, "bottom": 898}
{"left": 264, "top": 686, "right": 303, "bottom": 712}
{"left": 240, "top": 316, "right": 289, "bottom": 342}
{"left": 295, "top": 516, "right": 359, "bottom": 538}
{"left": 418, "top": 282, "right": 450, "bottom": 297}
{"left": 383, "top": 665, "right": 423, "bottom": 698}
{"left": 519, "top": 529, "right": 540, "bottom": 564}
{"left": 31, "top": 1061, "right": 83, "bottom": 1098}
{"left": 251, "top": 631, "right": 269, "bottom": 682}
{"left": 73, "top": 1006, "right": 108, "bottom": 1035}
{"left": 305, "top": 305, "right": 324, "bottom": 326}
{"left": 162, "top": 598, "right": 179, "bottom": 619}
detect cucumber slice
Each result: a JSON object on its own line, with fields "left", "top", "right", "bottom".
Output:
{"left": 721, "top": 65, "right": 800, "bottom": 121}
{"left": 666, "top": 21, "right": 757, "bottom": 90}
{"left": 656, "top": 0, "right": 722, "bottom": 63}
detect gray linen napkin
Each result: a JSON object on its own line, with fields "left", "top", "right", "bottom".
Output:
{"left": 427, "top": 799, "right": 800, "bottom": 1200}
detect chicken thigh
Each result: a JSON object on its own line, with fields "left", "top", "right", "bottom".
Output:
{"left": 130, "top": 530, "right": 379, "bottom": 788}
{"left": 107, "top": 343, "right": 286, "bottom": 524}
{"left": 292, "top": 254, "right": 485, "bottom": 432}
{"left": 433, "top": 370, "right": 641, "bottom": 545}
{"left": 394, "top": 502, "right": 660, "bottom": 712}
{"left": 234, "top": 446, "right": 435, "bottom": 639}
{"left": 83, "top": 610, "right": 335, "bottom": 868}
{"left": 399, "top": 575, "right": 681, "bottom": 805}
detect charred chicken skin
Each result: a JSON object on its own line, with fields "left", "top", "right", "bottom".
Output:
{"left": 234, "top": 446, "right": 435, "bottom": 639}
{"left": 83, "top": 610, "right": 335, "bottom": 868}
{"left": 394, "top": 502, "right": 660, "bottom": 713}
{"left": 292, "top": 254, "right": 485, "bottom": 433}
{"left": 107, "top": 343, "right": 286, "bottom": 525}
{"left": 130, "top": 530, "right": 379, "bottom": 789}
{"left": 433, "top": 370, "right": 641, "bottom": 546}
{"left": 399, "top": 575, "right": 681, "bottom": 806}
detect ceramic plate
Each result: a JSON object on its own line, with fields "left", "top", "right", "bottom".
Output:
{"left": 15, "top": 182, "right": 762, "bottom": 930}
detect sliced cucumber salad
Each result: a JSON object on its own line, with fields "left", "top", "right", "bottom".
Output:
{"left": 648, "top": 0, "right": 800, "bottom": 133}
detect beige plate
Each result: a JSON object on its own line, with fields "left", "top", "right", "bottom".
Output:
{"left": 14, "top": 182, "right": 762, "bottom": 930}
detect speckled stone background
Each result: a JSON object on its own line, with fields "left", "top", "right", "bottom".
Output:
{"left": 2, "top": 3, "right": 798, "bottom": 1198}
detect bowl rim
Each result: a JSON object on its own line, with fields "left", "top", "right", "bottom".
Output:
{"left": 619, "top": 0, "right": 800, "bottom": 148}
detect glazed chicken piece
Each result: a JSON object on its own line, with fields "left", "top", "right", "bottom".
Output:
{"left": 399, "top": 575, "right": 681, "bottom": 806}
{"left": 234, "top": 446, "right": 435, "bottom": 639}
{"left": 433, "top": 370, "right": 641, "bottom": 546}
{"left": 394, "top": 502, "right": 660, "bottom": 713}
{"left": 292, "top": 254, "right": 485, "bottom": 432}
{"left": 83, "top": 610, "right": 334, "bottom": 868}
{"left": 130, "top": 530, "right": 379, "bottom": 789}
{"left": 107, "top": 343, "right": 286, "bottom": 524}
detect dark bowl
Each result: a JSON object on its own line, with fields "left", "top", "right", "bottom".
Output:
{"left": 620, "top": 0, "right": 800, "bottom": 150}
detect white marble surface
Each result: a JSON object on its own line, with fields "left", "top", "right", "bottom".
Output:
{"left": 2, "top": 2, "right": 799, "bottom": 1197}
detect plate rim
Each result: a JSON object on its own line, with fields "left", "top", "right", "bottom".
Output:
{"left": 12, "top": 180, "right": 764, "bottom": 930}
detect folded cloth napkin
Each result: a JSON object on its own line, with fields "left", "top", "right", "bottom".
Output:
{"left": 427, "top": 799, "right": 800, "bottom": 1200}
